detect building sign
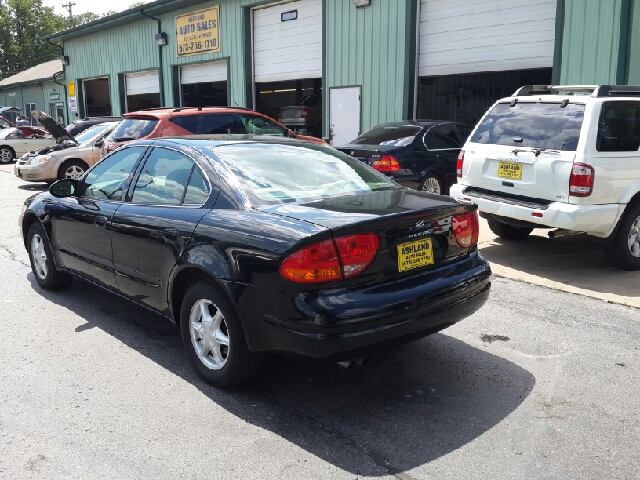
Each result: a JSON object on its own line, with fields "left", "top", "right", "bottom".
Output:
{"left": 8, "top": 92, "right": 16, "bottom": 97}
{"left": 176, "top": 6, "right": 220, "bottom": 57}
{"left": 69, "top": 96, "right": 78, "bottom": 112}
{"left": 68, "top": 81, "right": 75, "bottom": 97}
{"left": 50, "top": 92, "right": 61, "bottom": 101}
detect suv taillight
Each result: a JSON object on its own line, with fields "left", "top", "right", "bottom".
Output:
{"left": 302, "top": 107, "right": 310, "bottom": 118}
{"left": 456, "top": 150, "right": 465, "bottom": 178}
{"left": 452, "top": 212, "right": 479, "bottom": 248}
{"left": 371, "top": 154, "right": 400, "bottom": 173}
{"left": 280, "top": 234, "right": 380, "bottom": 284}
{"left": 569, "top": 163, "right": 594, "bottom": 197}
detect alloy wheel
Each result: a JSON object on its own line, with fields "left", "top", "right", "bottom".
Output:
{"left": 31, "top": 234, "right": 48, "bottom": 280}
{"left": 627, "top": 215, "right": 640, "bottom": 258}
{"left": 189, "top": 299, "right": 230, "bottom": 370}
{"left": 0, "top": 148, "right": 12, "bottom": 163}
{"left": 65, "top": 165, "right": 84, "bottom": 179}
{"left": 421, "top": 176, "right": 441, "bottom": 194}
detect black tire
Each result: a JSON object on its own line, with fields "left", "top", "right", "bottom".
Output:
{"left": 58, "top": 159, "right": 88, "bottom": 181}
{"left": 419, "top": 174, "right": 444, "bottom": 195}
{"left": 26, "top": 222, "right": 73, "bottom": 289}
{"left": 180, "top": 282, "right": 263, "bottom": 386}
{"left": 487, "top": 216, "right": 533, "bottom": 240}
{"left": 602, "top": 203, "right": 640, "bottom": 270}
{"left": 0, "top": 146, "right": 15, "bottom": 164}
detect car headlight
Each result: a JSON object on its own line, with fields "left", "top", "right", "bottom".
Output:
{"left": 27, "top": 155, "right": 51, "bottom": 165}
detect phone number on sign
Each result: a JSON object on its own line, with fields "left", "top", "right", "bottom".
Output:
{"left": 178, "top": 39, "right": 218, "bottom": 54}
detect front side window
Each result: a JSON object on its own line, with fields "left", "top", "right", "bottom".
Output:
{"left": 82, "top": 147, "right": 145, "bottom": 201}
{"left": 470, "top": 102, "right": 585, "bottom": 151}
{"left": 212, "top": 143, "right": 397, "bottom": 206}
{"left": 131, "top": 148, "right": 196, "bottom": 205}
{"left": 238, "top": 115, "right": 287, "bottom": 136}
{"left": 352, "top": 124, "right": 422, "bottom": 146}
{"left": 109, "top": 118, "right": 158, "bottom": 141}
{"left": 424, "top": 124, "right": 461, "bottom": 150}
{"left": 596, "top": 101, "right": 640, "bottom": 152}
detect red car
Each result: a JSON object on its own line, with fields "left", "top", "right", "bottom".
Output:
{"left": 101, "top": 106, "right": 325, "bottom": 156}
{"left": 0, "top": 107, "right": 48, "bottom": 138}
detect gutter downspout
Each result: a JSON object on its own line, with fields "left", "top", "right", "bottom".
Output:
{"left": 140, "top": 9, "right": 165, "bottom": 107}
{"left": 52, "top": 71, "right": 68, "bottom": 125}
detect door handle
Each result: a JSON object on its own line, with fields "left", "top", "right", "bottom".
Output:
{"left": 162, "top": 228, "right": 179, "bottom": 245}
{"left": 95, "top": 215, "right": 107, "bottom": 228}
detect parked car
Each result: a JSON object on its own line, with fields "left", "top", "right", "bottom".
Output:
{"left": 100, "top": 107, "right": 325, "bottom": 156}
{"left": 335, "top": 121, "right": 472, "bottom": 195}
{"left": 0, "top": 107, "right": 48, "bottom": 137}
{"left": 278, "top": 94, "right": 322, "bottom": 137}
{"left": 21, "top": 136, "right": 491, "bottom": 386}
{"left": 66, "top": 116, "right": 122, "bottom": 137}
{"left": 15, "top": 113, "right": 118, "bottom": 183}
{"left": 0, "top": 126, "right": 57, "bottom": 163}
{"left": 450, "top": 84, "right": 640, "bottom": 270}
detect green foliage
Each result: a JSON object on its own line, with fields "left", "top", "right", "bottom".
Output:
{"left": 0, "top": 0, "right": 67, "bottom": 79}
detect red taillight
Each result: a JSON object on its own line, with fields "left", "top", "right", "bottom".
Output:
{"left": 280, "top": 234, "right": 380, "bottom": 284}
{"left": 334, "top": 233, "right": 380, "bottom": 278}
{"left": 371, "top": 154, "right": 400, "bottom": 173}
{"left": 456, "top": 150, "right": 465, "bottom": 178}
{"left": 569, "top": 163, "right": 594, "bottom": 197}
{"left": 452, "top": 211, "right": 479, "bottom": 248}
{"left": 301, "top": 107, "right": 309, "bottom": 118}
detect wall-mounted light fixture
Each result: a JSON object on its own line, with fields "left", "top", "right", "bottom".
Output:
{"left": 60, "top": 55, "right": 69, "bottom": 65}
{"left": 352, "top": 0, "right": 371, "bottom": 6}
{"left": 281, "top": 10, "right": 297, "bottom": 21}
{"left": 155, "top": 32, "right": 168, "bottom": 46}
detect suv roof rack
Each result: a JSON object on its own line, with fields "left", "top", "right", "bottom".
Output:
{"left": 170, "top": 106, "right": 255, "bottom": 113}
{"left": 514, "top": 85, "right": 640, "bottom": 98}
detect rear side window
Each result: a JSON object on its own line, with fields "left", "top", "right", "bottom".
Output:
{"left": 169, "top": 116, "right": 199, "bottom": 134}
{"left": 457, "top": 126, "right": 472, "bottom": 144}
{"left": 200, "top": 114, "right": 243, "bottom": 134}
{"left": 424, "top": 124, "right": 461, "bottom": 149}
{"left": 470, "top": 102, "right": 585, "bottom": 151}
{"left": 238, "top": 115, "right": 287, "bottom": 136}
{"left": 183, "top": 168, "right": 210, "bottom": 204}
{"left": 110, "top": 118, "right": 158, "bottom": 141}
{"left": 131, "top": 148, "right": 195, "bottom": 205}
{"left": 352, "top": 125, "right": 422, "bottom": 146}
{"left": 596, "top": 101, "right": 640, "bottom": 152}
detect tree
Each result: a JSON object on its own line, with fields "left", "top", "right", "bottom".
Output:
{"left": 0, "top": 0, "right": 67, "bottom": 79}
{"left": 129, "top": 2, "right": 148, "bottom": 8}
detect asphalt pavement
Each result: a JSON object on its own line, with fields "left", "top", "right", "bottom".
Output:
{"left": 0, "top": 165, "right": 638, "bottom": 479}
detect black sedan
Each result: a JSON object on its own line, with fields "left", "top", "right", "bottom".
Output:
{"left": 336, "top": 121, "right": 472, "bottom": 195}
{"left": 20, "top": 136, "right": 491, "bottom": 386}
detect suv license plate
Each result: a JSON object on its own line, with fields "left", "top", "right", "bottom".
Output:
{"left": 497, "top": 162, "right": 522, "bottom": 180}
{"left": 397, "top": 238, "right": 434, "bottom": 272}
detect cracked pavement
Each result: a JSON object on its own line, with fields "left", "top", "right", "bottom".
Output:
{"left": 0, "top": 164, "right": 638, "bottom": 479}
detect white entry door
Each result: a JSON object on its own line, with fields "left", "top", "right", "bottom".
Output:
{"left": 330, "top": 87, "right": 361, "bottom": 147}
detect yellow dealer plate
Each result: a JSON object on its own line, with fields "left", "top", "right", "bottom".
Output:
{"left": 497, "top": 162, "right": 522, "bottom": 180}
{"left": 397, "top": 238, "right": 434, "bottom": 272}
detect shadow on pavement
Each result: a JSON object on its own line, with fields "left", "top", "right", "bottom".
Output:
{"left": 30, "top": 273, "right": 535, "bottom": 476}
{"left": 480, "top": 233, "right": 640, "bottom": 300}
{"left": 17, "top": 183, "right": 48, "bottom": 191}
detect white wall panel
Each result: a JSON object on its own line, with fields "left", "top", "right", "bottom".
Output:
{"left": 253, "top": 0, "right": 323, "bottom": 83}
{"left": 419, "top": 0, "right": 557, "bottom": 76}
{"left": 180, "top": 61, "right": 227, "bottom": 85}
{"left": 125, "top": 71, "right": 159, "bottom": 95}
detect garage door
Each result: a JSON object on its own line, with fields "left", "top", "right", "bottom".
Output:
{"left": 180, "top": 61, "right": 227, "bottom": 85}
{"left": 125, "top": 71, "right": 159, "bottom": 96}
{"left": 253, "top": 0, "right": 322, "bottom": 83}
{"left": 419, "top": 0, "right": 557, "bottom": 76}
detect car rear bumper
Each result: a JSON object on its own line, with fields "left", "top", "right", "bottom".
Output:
{"left": 450, "top": 184, "right": 622, "bottom": 236}
{"left": 232, "top": 251, "right": 491, "bottom": 360}
{"left": 281, "top": 118, "right": 309, "bottom": 127}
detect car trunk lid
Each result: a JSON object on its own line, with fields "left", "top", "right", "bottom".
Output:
{"left": 280, "top": 106, "right": 305, "bottom": 119}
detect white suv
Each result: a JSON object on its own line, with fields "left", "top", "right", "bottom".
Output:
{"left": 450, "top": 85, "right": 640, "bottom": 270}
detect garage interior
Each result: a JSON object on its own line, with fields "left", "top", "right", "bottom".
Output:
{"left": 416, "top": 68, "right": 553, "bottom": 126}
{"left": 83, "top": 77, "right": 112, "bottom": 116}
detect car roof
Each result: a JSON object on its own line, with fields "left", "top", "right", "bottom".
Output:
{"left": 133, "top": 134, "right": 323, "bottom": 150}
{"left": 370, "top": 120, "right": 469, "bottom": 128}
{"left": 123, "top": 106, "right": 259, "bottom": 119}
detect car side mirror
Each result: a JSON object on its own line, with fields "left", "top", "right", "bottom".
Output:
{"left": 95, "top": 139, "right": 104, "bottom": 147}
{"left": 49, "top": 179, "right": 78, "bottom": 198}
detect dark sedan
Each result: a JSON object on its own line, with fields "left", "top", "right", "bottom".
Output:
{"left": 336, "top": 121, "right": 472, "bottom": 195}
{"left": 20, "top": 136, "right": 491, "bottom": 386}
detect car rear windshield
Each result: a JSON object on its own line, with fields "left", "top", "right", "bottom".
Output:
{"left": 295, "top": 95, "right": 322, "bottom": 107}
{"left": 351, "top": 125, "right": 422, "bottom": 147}
{"left": 470, "top": 102, "right": 585, "bottom": 150}
{"left": 212, "top": 143, "right": 397, "bottom": 206}
{"left": 110, "top": 118, "right": 158, "bottom": 141}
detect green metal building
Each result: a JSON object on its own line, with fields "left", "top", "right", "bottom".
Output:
{"left": 0, "top": 0, "right": 635, "bottom": 144}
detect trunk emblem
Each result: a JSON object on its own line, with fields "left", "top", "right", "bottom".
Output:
{"left": 351, "top": 151, "right": 355, "bottom": 156}
{"left": 416, "top": 220, "right": 425, "bottom": 228}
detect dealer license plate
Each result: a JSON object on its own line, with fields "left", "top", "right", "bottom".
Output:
{"left": 497, "top": 162, "right": 522, "bottom": 180}
{"left": 397, "top": 238, "right": 434, "bottom": 272}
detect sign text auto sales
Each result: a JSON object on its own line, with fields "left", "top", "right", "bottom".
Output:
{"left": 176, "top": 6, "right": 221, "bottom": 57}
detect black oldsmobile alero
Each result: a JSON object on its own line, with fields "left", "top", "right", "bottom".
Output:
{"left": 20, "top": 136, "right": 491, "bottom": 386}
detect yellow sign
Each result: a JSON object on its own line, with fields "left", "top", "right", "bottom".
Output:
{"left": 397, "top": 238, "right": 434, "bottom": 272}
{"left": 68, "top": 81, "right": 75, "bottom": 97}
{"left": 176, "top": 6, "right": 220, "bottom": 57}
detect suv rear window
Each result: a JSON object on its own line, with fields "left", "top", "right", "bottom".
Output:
{"left": 352, "top": 125, "right": 422, "bottom": 146}
{"left": 110, "top": 118, "right": 158, "bottom": 141}
{"left": 470, "top": 102, "right": 585, "bottom": 151}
